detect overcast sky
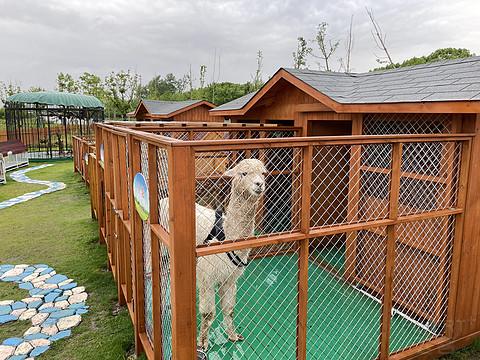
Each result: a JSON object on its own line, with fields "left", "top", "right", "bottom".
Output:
{"left": 1, "top": 0, "right": 479, "bottom": 90}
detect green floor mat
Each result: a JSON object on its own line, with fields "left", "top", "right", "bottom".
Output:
{"left": 199, "top": 254, "right": 432, "bottom": 359}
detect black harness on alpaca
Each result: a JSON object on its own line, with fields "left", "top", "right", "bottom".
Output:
{"left": 204, "top": 209, "right": 248, "bottom": 267}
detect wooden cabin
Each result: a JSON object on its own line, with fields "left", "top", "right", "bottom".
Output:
{"left": 209, "top": 56, "right": 480, "bottom": 350}
{"left": 129, "top": 99, "right": 216, "bottom": 122}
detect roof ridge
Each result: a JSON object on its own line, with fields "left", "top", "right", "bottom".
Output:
{"left": 284, "top": 55, "right": 480, "bottom": 78}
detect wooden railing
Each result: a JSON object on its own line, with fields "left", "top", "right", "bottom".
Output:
{"left": 74, "top": 122, "right": 474, "bottom": 360}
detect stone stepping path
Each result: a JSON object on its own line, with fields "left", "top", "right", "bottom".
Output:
{"left": 0, "top": 264, "right": 88, "bottom": 359}
{"left": 0, "top": 165, "right": 66, "bottom": 210}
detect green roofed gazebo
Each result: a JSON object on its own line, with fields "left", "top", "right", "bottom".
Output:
{"left": 5, "top": 91, "right": 104, "bottom": 159}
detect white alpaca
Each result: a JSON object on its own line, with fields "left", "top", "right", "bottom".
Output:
{"left": 159, "top": 159, "right": 266, "bottom": 350}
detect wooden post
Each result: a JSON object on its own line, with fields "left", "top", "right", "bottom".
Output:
{"left": 446, "top": 139, "right": 472, "bottom": 338}
{"left": 169, "top": 145, "right": 196, "bottom": 360}
{"left": 453, "top": 114, "right": 480, "bottom": 338}
{"left": 379, "top": 142, "right": 402, "bottom": 359}
{"left": 297, "top": 145, "right": 312, "bottom": 360}
{"left": 95, "top": 126, "right": 105, "bottom": 244}
{"left": 127, "top": 134, "right": 145, "bottom": 355}
{"left": 345, "top": 114, "right": 363, "bottom": 282}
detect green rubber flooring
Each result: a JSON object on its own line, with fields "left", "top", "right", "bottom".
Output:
{"left": 199, "top": 252, "right": 432, "bottom": 359}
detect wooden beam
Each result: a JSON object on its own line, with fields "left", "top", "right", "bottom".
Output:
{"left": 297, "top": 145, "right": 312, "bottom": 360}
{"left": 169, "top": 146, "right": 197, "bottom": 360}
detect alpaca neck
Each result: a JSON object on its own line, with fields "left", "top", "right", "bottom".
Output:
{"left": 224, "top": 189, "right": 259, "bottom": 259}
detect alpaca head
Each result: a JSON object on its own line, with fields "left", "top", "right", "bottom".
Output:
{"left": 224, "top": 159, "right": 267, "bottom": 199}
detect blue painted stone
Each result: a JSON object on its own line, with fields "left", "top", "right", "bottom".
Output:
{"left": 42, "top": 317, "right": 58, "bottom": 326}
{"left": 52, "top": 289, "right": 62, "bottom": 293}
{"left": 50, "top": 329, "right": 71, "bottom": 342}
{"left": 34, "top": 264, "right": 49, "bottom": 269}
{"left": 23, "top": 266, "right": 36, "bottom": 273}
{"left": 19, "top": 282, "right": 34, "bottom": 290}
{"left": 45, "top": 292, "right": 60, "bottom": 302}
{"left": 29, "top": 288, "right": 43, "bottom": 296}
{"left": 69, "top": 302, "right": 86, "bottom": 309}
{"left": 76, "top": 308, "right": 88, "bottom": 315}
{"left": 55, "top": 296, "right": 68, "bottom": 302}
{"left": 40, "top": 307, "right": 59, "bottom": 314}
{"left": 38, "top": 288, "right": 56, "bottom": 296}
{"left": 50, "top": 309, "right": 76, "bottom": 319}
{"left": 2, "top": 337, "right": 23, "bottom": 346}
{"left": 28, "top": 300, "right": 43, "bottom": 309}
{"left": 25, "top": 333, "right": 49, "bottom": 340}
{"left": 8, "top": 355, "right": 27, "bottom": 360}
{"left": 0, "top": 305, "right": 11, "bottom": 315}
{"left": 30, "top": 345, "right": 50, "bottom": 357}
{"left": 0, "top": 264, "right": 14, "bottom": 272}
{"left": 45, "top": 274, "right": 68, "bottom": 284}
{"left": 1, "top": 275, "right": 24, "bottom": 282}
{"left": 11, "top": 301, "right": 26, "bottom": 310}
{"left": 60, "top": 282, "right": 77, "bottom": 290}
{"left": 0, "top": 314, "right": 17, "bottom": 324}
{"left": 40, "top": 267, "right": 53, "bottom": 275}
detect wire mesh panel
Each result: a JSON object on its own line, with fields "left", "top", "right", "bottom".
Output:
{"left": 194, "top": 147, "right": 303, "bottom": 246}
{"left": 156, "top": 147, "right": 172, "bottom": 358}
{"left": 159, "top": 242, "right": 172, "bottom": 359}
{"left": 399, "top": 142, "right": 462, "bottom": 215}
{"left": 310, "top": 144, "right": 392, "bottom": 228}
{"left": 140, "top": 142, "right": 154, "bottom": 342}
{"left": 197, "top": 243, "right": 299, "bottom": 359}
{"left": 308, "top": 230, "right": 386, "bottom": 359}
{"left": 389, "top": 216, "right": 456, "bottom": 354}
{"left": 363, "top": 113, "right": 452, "bottom": 135}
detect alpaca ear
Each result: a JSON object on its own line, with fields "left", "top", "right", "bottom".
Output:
{"left": 224, "top": 168, "right": 236, "bottom": 177}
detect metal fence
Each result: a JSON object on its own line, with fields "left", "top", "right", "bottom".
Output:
{"left": 74, "top": 119, "right": 472, "bottom": 360}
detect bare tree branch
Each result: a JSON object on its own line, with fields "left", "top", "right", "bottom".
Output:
{"left": 312, "top": 22, "right": 339, "bottom": 71}
{"left": 345, "top": 15, "right": 354, "bottom": 73}
{"left": 366, "top": 7, "right": 395, "bottom": 66}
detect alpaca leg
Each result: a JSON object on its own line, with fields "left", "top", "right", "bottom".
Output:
{"left": 198, "top": 283, "right": 216, "bottom": 350}
{"left": 219, "top": 280, "right": 244, "bottom": 342}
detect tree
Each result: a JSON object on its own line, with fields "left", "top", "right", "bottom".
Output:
{"left": 186, "top": 65, "right": 195, "bottom": 99}
{"left": 292, "top": 37, "right": 312, "bottom": 69}
{"left": 104, "top": 70, "right": 141, "bottom": 119}
{"left": 251, "top": 50, "right": 264, "bottom": 91}
{"left": 78, "top": 72, "right": 105, "bottom": 100}
{"left": 56, "top": 72, "right": 79, "bottom": 93}
{"left": 366, "top": 8, "right": 395, "bottom": 67}
{"left": 313, "top": 22, "right": 340, "bottom": 71}
{"left": 0, "top": 81, "right": 21, "bottom": 104}
{"left": 341, "top": 15, "right": 355, "bottom": 73}
{"left": 27, "top": 86, "right": 45, "bottom": 92}
{"left": 199, "top": 65, "right": 207, "bottom": 89}
{"left": 372, "top": 48, "right": 476, "bottom": 71}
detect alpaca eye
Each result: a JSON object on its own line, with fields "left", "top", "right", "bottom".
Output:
{"left": 241, "top": 172, "right": 248, "bottom": 176}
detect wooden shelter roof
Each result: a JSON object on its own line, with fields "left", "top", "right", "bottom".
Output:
{"left": 130, "top": 99, "right": 215, "bottom": 119}
{"left": 211, "top": 56, "right": 480, "bottom": 115}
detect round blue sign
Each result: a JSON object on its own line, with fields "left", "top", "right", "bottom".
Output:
{"left": 133, "top": 172, "right": 149, "bottom": 221}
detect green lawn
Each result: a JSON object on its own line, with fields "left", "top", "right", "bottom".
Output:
{"left": 0, "top": 161, "right": 143, "bottom": 359}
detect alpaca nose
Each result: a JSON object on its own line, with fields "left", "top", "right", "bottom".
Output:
{"left": 254, "top": 181, "right": 263, "bottom": 187}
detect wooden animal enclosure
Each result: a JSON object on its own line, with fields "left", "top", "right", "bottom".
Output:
{"left": 72, "top": 117, "right": 479, "bottom": 360}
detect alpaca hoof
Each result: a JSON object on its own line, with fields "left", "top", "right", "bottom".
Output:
{"left": 229, "top": 333, "right": 244, "bottom": 342}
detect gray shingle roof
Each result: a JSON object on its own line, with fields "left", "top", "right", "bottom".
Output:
{"left": 211, "top": 56, "right": 480, "bottom": 111}
{"left": 142, "top": 99, "right": 208, "bottom": 115}
{"left": 211, "top": 91, "right": 258, "bottom": 112}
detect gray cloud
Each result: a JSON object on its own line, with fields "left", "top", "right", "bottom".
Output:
{"left": 0, "top": 0, "right": 479, "bottom": 90}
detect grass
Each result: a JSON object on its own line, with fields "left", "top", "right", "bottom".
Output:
{"left": 0, "top": 161, "right": 145, "bottom": 359}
